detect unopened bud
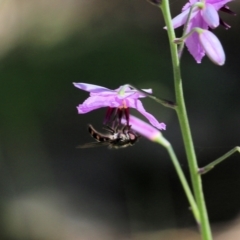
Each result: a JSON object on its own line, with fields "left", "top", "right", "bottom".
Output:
{"left": 198, "top": 29, "right": 225, "bottom": 65}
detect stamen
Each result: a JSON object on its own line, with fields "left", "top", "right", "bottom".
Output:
{"left": 104, "top": 107, "right": 118, "bottom": 126}
{"left": 220, "top": 6, "right": 236, "bottom": 16}
{"left": 124, "top": 107, "right": 130, "bottom": 126}
{"left": 220, "top": 18, "right": 231, "bottom": 29}
{"left": 117, "top": 108, "right": 123, "bottom": 124}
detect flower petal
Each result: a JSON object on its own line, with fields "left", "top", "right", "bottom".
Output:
{"left": 169, "top": 9, "right": 189, "bottom": 29}
{"left": 135, "top": 88, "right": 153, "bottom": 98}
{"left": 182, "top": 0, "right": 198, "bottom": 11}
{"left": 127, "top": 99, "right": 166, "bottom": 130}
{"left": 185, "top": 12, "right": 208, "bottom": 63}
{"left": 122, "top": 115, "right": 170, "bottom": 147}
{"left": 76, "top": 95, "right": 122, "bottom": 113}
{"left": 73, "top": 82, "right": 111, "bottom": 93}
{"left": 201, "top": 3, "right": 219, "bottom": 28}
{"left": 167, "top": 8, "right": 198, "bottom": 30}
{"left": 74, "top": 83, "right": 152, "bottom": 100}
{"left": 123, "top": 115, "right": 162, "bottom": 141}
{"left": 199, "top": 30, "right": 225, "bottom": 65}
{"left": 209, "top": 0, "right": 232, "bottom": 11}
{"left": 186, "top": 34, "right": 205, "bottom": 63}
{"left": 117, "top": 88, "right": 152, "bottom": 99}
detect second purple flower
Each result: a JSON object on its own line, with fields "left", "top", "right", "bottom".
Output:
{"left": 171, "top": 0, "right": 234, "bottom": 63}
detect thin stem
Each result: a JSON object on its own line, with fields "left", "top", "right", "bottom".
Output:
{"left": 155, "top": 136, "right": 200, "bottom": 223}
{"left": 178, "top": 3, "right": 200, "bottom": 58}
{"left": 127, "top": 84, "right": 176, "bottom": 109}
{"left": 160, "top": 1, "right": 212, "bottom": 239}
{"left": 199, "top": 146, "right": 240, "bottom": 174}
{"left": 177, "top": 28, "right": 201, "bottom": 44}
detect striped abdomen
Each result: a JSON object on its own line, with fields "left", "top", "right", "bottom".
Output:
{"left": 88, "top": 125, "right": 111, "bottom": 143}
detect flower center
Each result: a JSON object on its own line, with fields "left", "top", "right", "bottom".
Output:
{"left": 119, "top": 99, "right": 127, "bottom": 109}
{"left": 117, "top": 85, "right": 128, "bottom": 97}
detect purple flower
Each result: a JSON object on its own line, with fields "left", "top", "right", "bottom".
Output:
{"left": 73, "top": 82, "right": 166, "bottom": 130}
{"left": 198, "top": 29, "right": 225, "bottom": 65}
{"left": 171, "top": 0, "right": 233, "bottom": 63}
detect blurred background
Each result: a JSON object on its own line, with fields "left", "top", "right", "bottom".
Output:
{"left": 0, "top": 0, "right": 240, "bottom": 239}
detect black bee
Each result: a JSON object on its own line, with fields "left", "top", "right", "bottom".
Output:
{"left": 78, "top": 124, "right": 139, "bottom": 149}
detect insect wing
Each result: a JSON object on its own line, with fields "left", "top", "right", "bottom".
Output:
{"left": 77, "top": 141, "right": 110, "bottom": 149}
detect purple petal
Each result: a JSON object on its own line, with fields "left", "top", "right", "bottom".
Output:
{"left": 185, "top": 12, "right": 208, "bottom": 63}
{"left": 186, "top": 33, "right": 205, "bottom": 63}
{"left": 199, "top": 30, "right": 225, "bottom": 65}
{"left": 117, "top": 88, "right": 152, "bottom": 99}
{"left": 168, "top": 8, "right": 199, "bottom": 29}
{"left": 77, "top": 95, "right": 122, "bottom": 113}
{"left": 189, "top": 0, "right": 198, "bottom": 4}
{"left": 209, "top": 0, "right": 232, "bottom": 11}
{"left": 123, "top": 115, "right": 163, "bottom": 141}
{"left": 73, "top": 82, "right": 111, "bottom": 93}
{"left": 201, "top": 3, "right": 219, "bottom": 28}
{"left": 136, "top": 88, "right": 153, "bottom": 98}
{"left": 182, "top": 0, "right": 199, "bottom": 11}
{"left": 88, "top": 85, "right": 152, "bottom": 99}
{"left": 170, "top": 9, "right": 190, "bottom": 29}
{"left": 127, "top": 99, "right": 166, "bottom": 130}
{"left": 182, "top": 2, "right": 191, "bottom": 11}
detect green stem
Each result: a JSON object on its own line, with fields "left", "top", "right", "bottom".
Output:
{"left": 178, "top": 3, "right": 201, "bottom": 58}
{"left": 127, "top": 84, "right": 176, "bottom": 109}
{"left": 156, "top": 136, "right": 200, "bottom": 223}
{"left": 160, "top": 1, "right": 212, "bottom": 239}
{"left": 199, "top": 146, "right": 240, "bottom": 174}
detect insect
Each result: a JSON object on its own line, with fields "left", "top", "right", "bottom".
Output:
{"left": 78, "top": 124, "right": 139, "bottom": 149}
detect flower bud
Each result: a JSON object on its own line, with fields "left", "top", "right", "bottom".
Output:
{"left": 201, "top": 3, "right": 219, "bottom": 28}
{"left": 198, "top": 30, "right": 225, "bottom": 65}
{"left": 122, "top": 115, "right": 168, "bottom": 147}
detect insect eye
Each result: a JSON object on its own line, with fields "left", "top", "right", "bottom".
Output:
{"left": 128, "top": 133, "right": 136, "bottom": 140}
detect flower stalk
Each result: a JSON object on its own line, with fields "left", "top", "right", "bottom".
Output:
{"left": 160, "top": 0, "right": 213, "bottom": 239}
{"left": 124, "top": 115, "right": 200, "bottom": 223}
{"left": 178, "top": 3, "right": 199, "bottom": 57}
{"left": 155, "top": 136, "right": 201, "bottom": 223}
{"left": 199, "top": 146, "right": 240, "bottom": 174}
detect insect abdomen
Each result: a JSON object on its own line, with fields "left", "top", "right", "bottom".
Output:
{"left": 88, "top": 125, "right": 110, "bottom": 142}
